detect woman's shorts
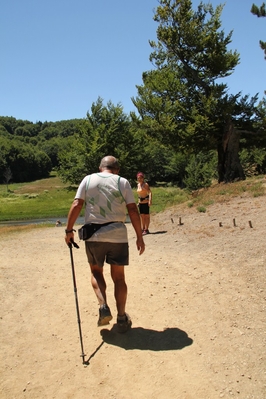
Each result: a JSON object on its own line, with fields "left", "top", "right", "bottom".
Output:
{"left": 85, "top": 241, "right": 129, "bottom": 267}
{"left": 138, "top": 202, "right": 150, "bottom": 215}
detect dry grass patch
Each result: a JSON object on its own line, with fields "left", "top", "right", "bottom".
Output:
{"left": 0, "top": 224, "right": 52, "bottom": 237}
{"left": 187, "top": 177, "right": 265, "bottom": 210}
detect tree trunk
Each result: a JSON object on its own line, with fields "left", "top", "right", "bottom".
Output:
{"left": 217, "top": 119, "right": 245, "bottom": 183}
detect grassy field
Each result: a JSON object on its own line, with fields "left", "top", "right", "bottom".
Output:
{"left": 0, "top": 175, "right": 78, "bottom": 221}
{"left": 0, "top": 173, "right": 265, "bottom": 223}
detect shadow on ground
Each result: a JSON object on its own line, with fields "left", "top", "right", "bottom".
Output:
{"left": 146, "top": 230, "right": 167, "bottom": 235}
{"left": 100, "top": 326, "right": 193, "bottom": 351}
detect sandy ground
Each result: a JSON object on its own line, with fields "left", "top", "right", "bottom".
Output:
{"left": 0, "top": 193, "right": 265, "bottom": 399}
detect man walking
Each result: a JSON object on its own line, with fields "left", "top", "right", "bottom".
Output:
{"left": 65, "top": 155, "right": 145, "bottom": 333}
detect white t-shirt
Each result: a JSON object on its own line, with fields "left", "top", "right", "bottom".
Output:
{"left": 75, "top": 172, "right": 135, "bottom": 242}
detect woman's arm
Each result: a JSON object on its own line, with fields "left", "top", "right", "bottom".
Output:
{"left": 146, "top": 183, "right": 152, "bottom": 206}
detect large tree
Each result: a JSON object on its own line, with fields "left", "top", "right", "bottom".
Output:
{"left": 132, "top": 0, "right": 261, "bottom": 182}
{"left": 58, "top": 97, "right": 144, "bottom": 184}
{"left": 251, "top": 3, "right": 266, "bottom": 58}
{"left": 0, "top": 136, "right": 52, "bottom": 182}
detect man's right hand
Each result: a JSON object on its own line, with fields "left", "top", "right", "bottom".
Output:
{"left": 65, "top": 231, "right": 74, "bottom": 246}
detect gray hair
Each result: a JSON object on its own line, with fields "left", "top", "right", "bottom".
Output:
{"left": 99, "top": 155, "right": 120, "bottom": 171}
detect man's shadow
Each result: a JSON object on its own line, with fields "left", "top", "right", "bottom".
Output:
{"left": 100, "top": 326, "right": 193, "bottom": 351}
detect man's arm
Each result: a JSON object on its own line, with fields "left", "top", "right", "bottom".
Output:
{"left": 65, "top": 198, "right": 84, "bottom": 245}
{"left": 126, "top": 203, "right": 145, "bottom": 255}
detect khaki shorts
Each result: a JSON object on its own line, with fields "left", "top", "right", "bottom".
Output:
{"left": 85, "top": 241, "right": 129, "bottom": 267}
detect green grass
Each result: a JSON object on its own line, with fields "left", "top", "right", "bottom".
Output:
{"left": 197, "top": 205, "right": 206, "bottom": 213}
{"left": 0, "top": 174, "right": 265, "bottom": 222}
{"left": 135, "top": 186, "right": 190, "bottom": 214}
{"left": 0, "top": 175, "right": 80, "bottom": 221}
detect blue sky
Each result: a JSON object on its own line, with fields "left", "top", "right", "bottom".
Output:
{"left": 1, "top": 0, "right": 265, "bottom": 123}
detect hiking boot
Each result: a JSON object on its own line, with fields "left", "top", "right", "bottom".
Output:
{"left": 98, "top": 304, "right": 113, "bottom": 326}
{"left": 116, "top": 313, "right": 132, "bottom": 333}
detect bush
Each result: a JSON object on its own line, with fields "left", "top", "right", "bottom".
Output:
{"left": 183, "top": 152, "right": 215, "bottom": 191}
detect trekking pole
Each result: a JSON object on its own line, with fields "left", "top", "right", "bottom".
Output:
{"left": 68, "top": 238, "right": 86, "bottom": 364}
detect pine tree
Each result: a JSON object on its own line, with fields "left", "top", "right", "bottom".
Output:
{"left": 132, "top": 0, "right": 260, "bottom": 183}
{"left": 251, "top": 3, "right": 266, "bottom": 58}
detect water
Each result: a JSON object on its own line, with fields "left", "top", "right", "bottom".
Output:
{"left": 0, "top": 217, "right": 85, "bottom": 227}
{"left": 0, "top": 215, "right": 130, "bottom": 227}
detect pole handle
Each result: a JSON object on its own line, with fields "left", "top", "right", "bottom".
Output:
{"left": 68, "top": 238, "right": 80, "bottom": 249}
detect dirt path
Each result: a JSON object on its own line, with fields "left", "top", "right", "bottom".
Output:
{"left": 1, "top": 195, "right": 265, "bottom": 399}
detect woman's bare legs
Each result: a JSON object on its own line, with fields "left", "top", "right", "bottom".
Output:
{"left": 143, "top": 214, "right": 150, "bottom": 231}
{"left": 140, "top": 213, "right": 145, "bottom": 230}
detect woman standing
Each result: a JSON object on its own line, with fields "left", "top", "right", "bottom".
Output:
{"left": 136, "top": 172, "right": 152, "bottom": 235}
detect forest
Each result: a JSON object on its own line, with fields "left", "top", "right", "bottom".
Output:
{"left": 1, "top": 0, "right": 265, "bottom": 190}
